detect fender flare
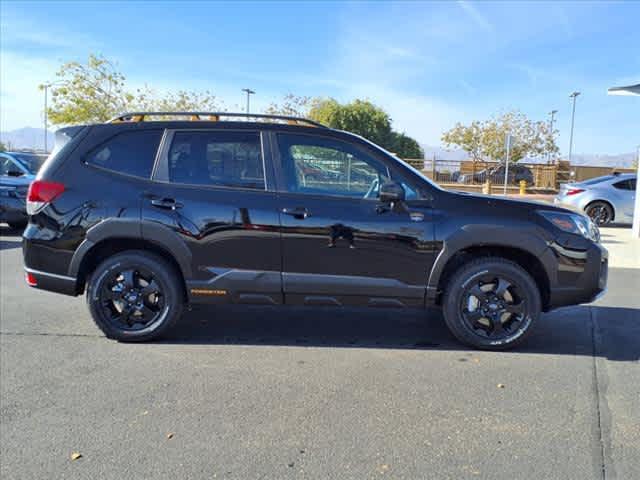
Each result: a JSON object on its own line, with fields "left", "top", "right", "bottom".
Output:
{"left": 426, "top": 224, "right": 550, "bottom": 301}
{"left": 68, "top": 218, "right": 192, "bottom": 280}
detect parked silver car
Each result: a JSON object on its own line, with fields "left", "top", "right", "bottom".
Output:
{"left": 554, "top": 173, "right": 636, "bottom": 225}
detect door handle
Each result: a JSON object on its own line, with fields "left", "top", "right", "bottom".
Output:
{"left": 150, "top": 198, "right": 182, "bottom": 210}
{"left": 281, "top": 207, "right": 309, "bottom": 219}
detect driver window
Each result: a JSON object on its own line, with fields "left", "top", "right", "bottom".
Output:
{"left": 277, "top": 133, "right": 389, "bottom": 198}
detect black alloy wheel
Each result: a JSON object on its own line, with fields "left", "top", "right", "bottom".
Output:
{"left": 585, "top": 201, "right": 613, "bottom": 225}
{"left": 87, "top": 251, "right": 183, "bottom": 342}
{"left": 442, "top": 257, "right": 541, "bottom": 350}
{"left": 100, "top": 267, "right": 165, "bottom": 331}
{"left": 460, "top": 275, "right": 527, "bottom": 341}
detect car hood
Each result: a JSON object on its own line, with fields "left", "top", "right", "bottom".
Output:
{"left": 446, "top": 189, "right": 576, "bottom": 215}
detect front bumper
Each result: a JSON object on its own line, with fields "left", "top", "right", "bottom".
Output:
{"left": 544, "top": 240, "right": 608, "bottom": 310}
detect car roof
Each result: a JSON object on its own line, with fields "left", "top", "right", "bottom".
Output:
{"left": 87, "top": 119, "right": 366, "bottom": 145}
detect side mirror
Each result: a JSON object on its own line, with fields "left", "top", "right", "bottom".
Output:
{"left": 7, "top": 170, "right": 24, "bottom": 177}
{"left": 379, "top": 181, "right": 405, "bottom": 204}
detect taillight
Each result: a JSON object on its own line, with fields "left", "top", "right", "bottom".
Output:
{"left": 25, "top": 272, "right": 38, "bottom": 286}
{"left": 26, "top": 180, "right": 65, "bottom": 215}
{"left": 566, "top": 188, "right": 584, "bottom": 196}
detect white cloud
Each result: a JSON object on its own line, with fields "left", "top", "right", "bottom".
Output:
{"left": 457, "top": 1, "right": 494, "bottom": 33}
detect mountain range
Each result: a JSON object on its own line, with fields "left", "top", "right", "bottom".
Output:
{"left": 0, "top": 127, "right": 635, "bottom": 167}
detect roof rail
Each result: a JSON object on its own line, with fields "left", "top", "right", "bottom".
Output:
{"left": 106, "top": 112, "right": 327, "bottom": 128}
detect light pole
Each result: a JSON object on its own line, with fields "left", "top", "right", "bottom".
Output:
{"left": 241, "top": 88, "right": 255, "bottom": 114}
{"left": 41, "top": 81, "right": 62, "bottom": 153}
{"left": 568, "top": 91, "right": 580, "bottom": 164}
{"left": 548, "top": 109, "right": 557, "bottom": 163}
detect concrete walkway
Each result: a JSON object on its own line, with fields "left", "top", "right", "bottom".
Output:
{"left": 599, "top": 226, "right": 640, "bottom": 268}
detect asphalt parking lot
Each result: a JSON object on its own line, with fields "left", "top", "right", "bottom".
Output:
{"left": 1, "top": 225, "right": 638, "bottom": 479}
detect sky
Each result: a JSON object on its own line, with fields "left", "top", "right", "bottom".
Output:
{"left": 1, "top": 0, "right": 638, "bottom": 155}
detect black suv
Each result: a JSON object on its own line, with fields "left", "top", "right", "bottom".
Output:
{"left": 22, "top": 112, "right": 608, "bottom": 350}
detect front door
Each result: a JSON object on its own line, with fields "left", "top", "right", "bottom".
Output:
{"left": 274, "top": 132, "right": 436, "bottom": 307}
{"left": 143, "top": 128, "right": 282, "bottom": 305}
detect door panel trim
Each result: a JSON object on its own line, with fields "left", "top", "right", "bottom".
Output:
{"left": 282, "top": 272, "right": 425, "bottom": 298}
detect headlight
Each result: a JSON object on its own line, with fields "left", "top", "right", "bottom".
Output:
{"left": 537, "top": 210, "right": 600, "bottom": 242}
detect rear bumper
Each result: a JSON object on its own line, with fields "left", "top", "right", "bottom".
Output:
{"left": 23, "top": 267, "right": 78, "bottom": 296}
{"left": 553, "top": 197, "right": 583, "bottom": 213}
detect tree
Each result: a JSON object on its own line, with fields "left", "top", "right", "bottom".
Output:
{"left": 389, "top": 131, "right": 423, "bottom": 159}
{"left": 442, "top": 111, "right": 559, "bottom": 163}
{"left": 44, "top": 54, "right": 223, "bottom": 125}
{"left": 0, "top": 141, "right": 7, "bottom": 152}
{"left": 441, "top": 120, "right": 484, "bottom": 162}
{"left": 264, "top": 94, "right": 312, "bottom": 117}
{"left": 308, "top": 98, "right": 423, "bottom": 158}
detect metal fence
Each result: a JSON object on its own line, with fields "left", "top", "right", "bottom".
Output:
{"left": 402, "top": 158, "right": 634, "bottom": 192}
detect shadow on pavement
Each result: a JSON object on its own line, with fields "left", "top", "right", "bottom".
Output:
{"left": 159, "top": 304, "right": 639, "bottom": 361}
{"left": 0, "top": 240, "right": 22, "bottom": 251}
{"left": 0, "top": 226, "right": 24, "bottom": 250}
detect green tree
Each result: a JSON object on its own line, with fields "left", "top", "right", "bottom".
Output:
{"left": 441, "top": 120, "right": 484, "bottom": 162}
{"left": 308, "top": 98, "right": 423, "bottom": 158}
{"left": 44, "top": 54, "right": 222, "bottom": 125}
{"left": 442, "top": 111, "right": 558, "bottom": 163}
{"left": 389, "top": 131, "right": 423, "bottom": 158}
{"left": 0, "top": 141, "right": 7, "bottom": 152}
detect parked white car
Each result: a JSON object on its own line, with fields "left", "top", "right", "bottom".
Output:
{"left": 554, "top": 173, "right": 636, "bottom": 225}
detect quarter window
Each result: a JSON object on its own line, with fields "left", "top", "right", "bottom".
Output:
{"left": 613, "top": 179, "right": 636, "bottom": 190}
{"left": 168, "top": 131, "right": 264, "bottom": 189}
{"left": 85, "top": 130, "right": 163, "bottom": 178}
{"left": 277, "top": 134, "right": 389, "bottom": 198}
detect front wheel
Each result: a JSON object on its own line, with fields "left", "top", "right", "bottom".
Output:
{"left": 86, "top": 251, "right": 184, "bottom": 342}
{"left": 442, "top": 258, "right": 541, "bottom": 350}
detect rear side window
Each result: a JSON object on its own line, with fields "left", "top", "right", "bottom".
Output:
{"left": 613, "top": 179, "right": 636, "bottom": 190}
{"left": 167, "top": 131, "right": 264, "bottom": 189}
{"left": 85, "top": 130, "right": 163, "bottom": 178}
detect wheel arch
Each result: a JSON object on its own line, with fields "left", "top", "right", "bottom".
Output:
{"left": 68, "top": 219, "right": 192, "bottom": 297}
{"left": 430, "top": 244, "right": 551, "bottom": 311}
{"left": 584, "top": 199, "right": 615, "bottom": 222}
{"left": 71, "top": 238, "right": 189, "bottom": 300}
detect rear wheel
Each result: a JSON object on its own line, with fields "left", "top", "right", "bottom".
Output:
{"left": 442, "top": 257, "right": 541, "bottom": 350}
{"left": 585, "top": 201, "right": 613, "bottom": 225}
{"left": 86, "top": 251, "right": 183, "bottom": 342}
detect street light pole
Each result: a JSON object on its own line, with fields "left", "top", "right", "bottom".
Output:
{"left": 43, "top": 83, "right": 50, "bottom": 153}
{"left": 241, "top": 88, "right": 255, "bottom": 114}
{"left": 568, "top": 91, "right": 580, "bottom": 164}
{"left": 548, "top": 109, "right": 557, "bottom": 163}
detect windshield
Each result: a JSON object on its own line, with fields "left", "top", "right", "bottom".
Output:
{"left": 355, "top": 133, "right": 444, "bottom": 192}
{"left": 12, "top": 153, "right": 45, "bottom": 174}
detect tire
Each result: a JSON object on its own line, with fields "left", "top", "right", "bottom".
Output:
{"left": 585, "top": 201, "right": 614, "bottom": 225}
{"left": 86, "top": 250, "right": 184, "bottom": 342}
{"left": 8, "top": 220, "right": 27, "bottom": 230}
{"left": 442, "top": 257, "right": 541, "bottom": 350}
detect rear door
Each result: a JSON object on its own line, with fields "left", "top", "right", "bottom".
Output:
{"left": 272, "top": 131, "right": 436, "bottom": 307}
{"left": 143, "top": 128, "right": 282, "bottom": 304}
